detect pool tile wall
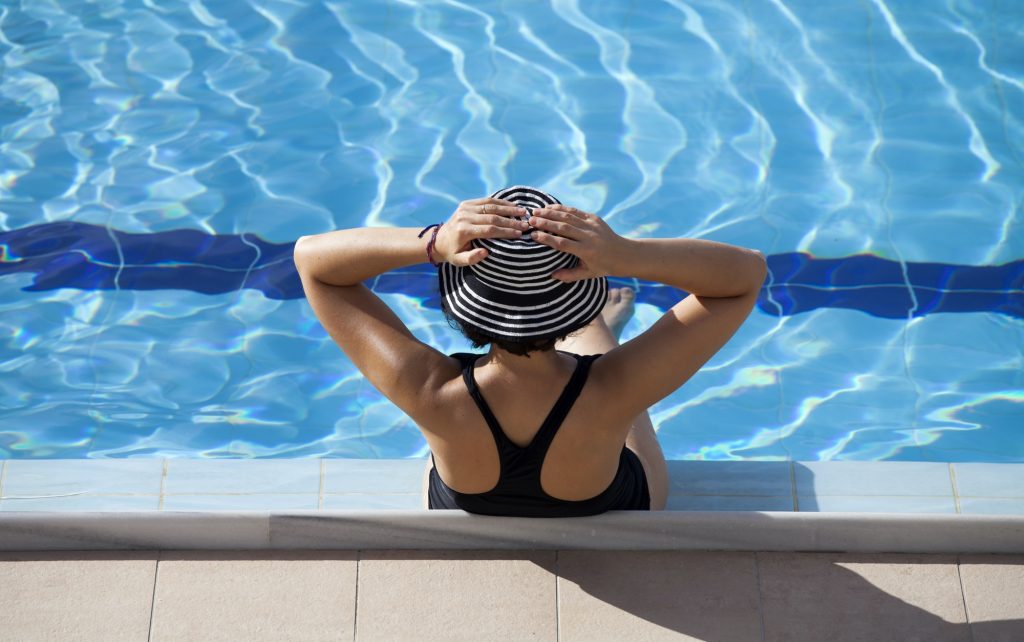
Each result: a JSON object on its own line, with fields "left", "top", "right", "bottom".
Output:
{"left": 1, "top": 459, "right": 1022, "bottom": 515}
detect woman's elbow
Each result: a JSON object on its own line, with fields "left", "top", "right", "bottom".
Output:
{"left": 747, "top": 250, "right": 768, "bottom": 292}
{"left": 292, "top": 235, "right": 315, "bottom": 271}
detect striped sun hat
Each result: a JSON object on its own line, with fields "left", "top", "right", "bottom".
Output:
{"left": 439, "top": 185, "right": 608, "bottom": 343}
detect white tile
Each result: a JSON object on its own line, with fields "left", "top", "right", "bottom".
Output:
{"left": 165, "top": 459, "right": 319, "bottom": 494}
{"left": 322, "top": 494, "right": 421, "bottom": 509}
{"left": 953, "top": 464, "right": 1024, "bottom": 498}
{"left": 666, "top": 495, "right": 794, "bottom": 511}
{"left": 958, "top": 498, "right": 1024, "bottom": 516}
{"left": 0, "top": 495, "right": 160, "bottom": 511}
{"left": 3, "top": 459, "right": 163, "bottom": 496}
{"left": 798, "top": 495, "right": 957, "bottom": 513}
{"left": 323, "top": 458, "right": 424, "bottom": 494}
{"left": 795, "top": 462, "right": 954, "bottom": 497}
{"left": 161, "top": 494, "right": 318, "bottom": 511}
{"left": 667, "top": 461, "right": 792, "bottom": 496}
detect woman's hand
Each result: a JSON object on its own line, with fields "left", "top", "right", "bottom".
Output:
{"left": 528, "top": 204, "right": 630, "bottom": 281}
{"left": 433, "top": 198, "right": 531, "bottom": 266}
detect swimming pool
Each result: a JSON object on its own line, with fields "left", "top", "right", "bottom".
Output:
{"left": 1, "top": 0, "right": 1021, "bottom": 463}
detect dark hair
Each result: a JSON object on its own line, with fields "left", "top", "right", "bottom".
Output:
{"left": 441, "top": 304, "right": 576, "bottom": 357}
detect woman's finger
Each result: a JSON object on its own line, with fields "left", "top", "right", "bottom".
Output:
{"left": 541, "top": 204, "right": 589, "bottom": 219}
{"left": 469, "top": 201, "right": 526, "bottom": 218}
{"left": 528, "top": 216, "right": 584, "bottom": 240}
{"left": 462, "top": 197, "right": 515, "bottom": 207}
{"left": 468, "top": 213, "right": 530, "bottom": 230}
{"left": 531, "top": 207, "right": 590, "bottom": 227}
{"left": 450, "top": 247, "right": 488, "bottom": 266}
{"left": 530, "top": 230, "right": 580, "bottom": 253}
{"left": 470, "top": 224, "right": 527, "bottom": 239}
{"left": 481, "top": 204, "right": 527, "bottom": 217}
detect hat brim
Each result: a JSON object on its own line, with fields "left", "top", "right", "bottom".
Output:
{"left": 438, "top": 185, "right": 608, "bottom": 343}
{"left": 440, "top": 260, "right": 608, "bottom": 343}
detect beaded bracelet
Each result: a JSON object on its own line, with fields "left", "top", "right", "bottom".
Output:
{"left": 417, "top": 223, "right": 443, "bottom": 267}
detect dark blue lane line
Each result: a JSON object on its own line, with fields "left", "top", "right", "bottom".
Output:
{"left": 1, "top": 222, "right": 1022, "bottom": 320}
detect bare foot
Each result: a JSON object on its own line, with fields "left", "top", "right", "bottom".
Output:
{"left": 601, "top": 287, "right": 636, "bottom": 339}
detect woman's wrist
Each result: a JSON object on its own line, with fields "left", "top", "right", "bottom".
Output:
{"left": 417, "top": 223, "right": 445, "bottom": 266}
{"left": 621, "top": 237, "right": 766, "bottom": 297}
{"left": 607, "top": 237, "right": 642, "bottom": 277}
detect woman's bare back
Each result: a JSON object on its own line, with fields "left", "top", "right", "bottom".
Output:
{"left": 422, "top": 288, "right": 669, "bottom": 508}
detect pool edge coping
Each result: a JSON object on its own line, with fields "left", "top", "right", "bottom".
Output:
{"left": 2, "top": 510, "right": 1023, "bottom": 553}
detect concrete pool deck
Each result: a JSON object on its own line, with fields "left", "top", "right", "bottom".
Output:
{"left": 1, "top": 549, "right": 1022, "bottom": 640}
{"left": 1, "top": 460, "right": 1023, "bottom": 640}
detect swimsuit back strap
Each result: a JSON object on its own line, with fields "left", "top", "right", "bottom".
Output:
{"left": 454, "top": 353, "right": 513, "bottom": 449}
{"left": 525, "top": 353, "right": 599, "bottom": 458}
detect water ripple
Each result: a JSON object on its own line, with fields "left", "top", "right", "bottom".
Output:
{"left": 871, "top": 0, "right": 1001, "bottom": 180}
{"left": 397, "top": 0, "right": 512, "bottom": 191}
{"left": 551, "top": 0, "right": 687, "bottom": 221}
{"left": 1, "top": 0, "right": 1022, "bottom": 460}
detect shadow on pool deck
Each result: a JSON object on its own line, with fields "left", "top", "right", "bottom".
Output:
{"left": 554, "top": 551, "right": 1024, "bottom": 640}
{"left": 1, "top": 550, "right": 1022, "bottom": 640}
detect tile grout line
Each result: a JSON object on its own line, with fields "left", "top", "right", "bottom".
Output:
{"left": 753, "top": 552, "right": 767, "bottom": 642}
{"left": 955, "top": 554, "right": 975, "bottom": 642}
{"left": 318, "top": 458, "right": 326, "bottom": 511}
{"left": 949, "top": 463, "right": 962, "bottom": 514}
{"left": 147, "top": 550, "right": 161, "bottom": 642}
{"left": 12, "top": 490, "right": 1023, "bottom": 498}
{"left": 352, "top": 549, "right": 360, "bottom": 642}
{"left": 790, "top": 460, "right": 800, "bottom": 512}
{"left": 4, "top": 493, "right": 1021, "bottom": 499}
{"left": 158, "top": 459, "right": 168, "bottom": 511}
{"left": 554, "top": 550, "right": 560, "bottom": 642}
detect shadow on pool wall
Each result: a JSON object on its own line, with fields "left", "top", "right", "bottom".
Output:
{"left": 661, "top": 460, "right": 985, "bottom": 515}
{"left": 798, "top": 463, "right": 820, "bottom": 514}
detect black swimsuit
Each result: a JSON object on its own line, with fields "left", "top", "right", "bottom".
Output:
{"left": 428, "top": 351, "right": 651, "bottom": 517}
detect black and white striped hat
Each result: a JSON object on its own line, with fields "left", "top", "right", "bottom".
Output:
{"left": 439, "top": 185, "right": 608, "bottom": 343}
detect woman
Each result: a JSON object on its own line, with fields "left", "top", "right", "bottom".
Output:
{"left": 293, "top": 186, "right": 766, "bottom": 516}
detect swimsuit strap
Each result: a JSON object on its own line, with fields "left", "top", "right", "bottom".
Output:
{"left": 525, "top": 352, "right": 599, "bottom": 458}
{"left": 453, "top": 353, "right": 514, "bottom": 450}
{"left": 452, "top": 352, "right": 597, "bottom": 455}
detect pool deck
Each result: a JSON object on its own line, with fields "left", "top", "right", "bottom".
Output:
{"left": 0, "top": 549, "right": 1020, "bottom": 640}
{"left": 2, "top": 460, "right": 1023, "bottom": 639}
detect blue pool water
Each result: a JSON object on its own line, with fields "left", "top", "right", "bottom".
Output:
{"left": 0, "top": 1, "right": 1021, "bottom": 461}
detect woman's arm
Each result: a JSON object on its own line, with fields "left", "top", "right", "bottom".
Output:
{"left": 612, "top": 237, "right": 766, "bottom": 297}
{"left": 527, "top": 205, "right": 765, "bottom": 295}
{"left": 291, "top": 198, "right": 528, "bottom": 416}
{"left": 294, "top": 199, "right": 530, "bottom": 285}
{"left": 293, "top": 227, "right": 427, "bottom": 286}
{"left": 529, "top": 204, "right": 767, "bottom": 432}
